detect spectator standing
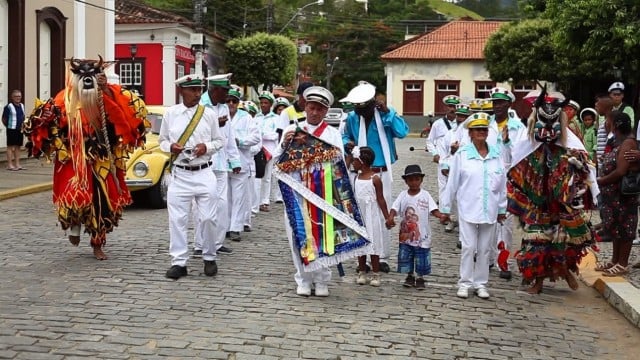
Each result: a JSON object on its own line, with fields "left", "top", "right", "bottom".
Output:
{"left": 2, "top": 89, "right": 25, "bottom": 170}
{"left": 387, "top": 165, "right": 445, "bottom": 290}
{"left": 342, "top": 81, "right": 410, "bottom": 273}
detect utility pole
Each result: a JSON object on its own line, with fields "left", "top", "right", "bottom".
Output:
{"left": 192, "top": 0, "right": 206, "bottom": 76}
{"left": 266, "top": 0, "right": 274, "bottom": 33}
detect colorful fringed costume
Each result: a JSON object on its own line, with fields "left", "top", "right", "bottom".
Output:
{"left": 275, "top": 128, "right": 372, "bottom": 272}
{"left": 22, "top": 58, "right": 148, "bottom": 256}
{"left": 507, "top": 89, "right": 599, "bottom": 290}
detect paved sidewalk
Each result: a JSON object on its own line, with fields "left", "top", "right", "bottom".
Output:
{"left": 1, "top": 136, "right": 640, "bottom": 332}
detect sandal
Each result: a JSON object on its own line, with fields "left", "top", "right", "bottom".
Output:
{"left": 594, "top": 261, "right": 614, "bottom": 272}
{"left": 602, "top": 264, "right": 630, "bottom": 277}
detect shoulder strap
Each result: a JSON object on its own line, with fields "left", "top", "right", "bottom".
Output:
{"left": 443, "top": 118, "right": 452, "bottom": 130}
{"left": 170, "top": 105, "right": 205, "bottom": 164}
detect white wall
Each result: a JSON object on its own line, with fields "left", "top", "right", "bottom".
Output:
{"left": 386, "top": 60, "right": 509, "bottom": 115}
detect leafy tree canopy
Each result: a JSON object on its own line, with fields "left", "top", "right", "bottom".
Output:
{"left": 484, "top": 19, "right": 556, "bottom": 83}
{"left": 225, "top": 33, "right": 298, "bottom": 90}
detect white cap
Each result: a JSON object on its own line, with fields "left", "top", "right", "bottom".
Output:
{"left": 608, "top": 82, "right": 624, "bottom": 92}
{"left": 303, "top": 86, "right": 334, "bottom": 108}
{"left": 340, "top": 81, "right": 376, "bottom": 106}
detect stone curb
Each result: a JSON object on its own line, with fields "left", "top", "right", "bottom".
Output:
{"left": 579, "top": 251, "right": 640, "bottom": 328}
{"left": 0, "top": 182, "right": 52, "bottom": 201}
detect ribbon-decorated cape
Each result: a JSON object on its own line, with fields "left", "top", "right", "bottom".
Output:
{"left": 275, "top": 129, "right": 372, "bottom": 272}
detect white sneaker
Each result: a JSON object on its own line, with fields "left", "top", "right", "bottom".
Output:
{"left": 633, "top": 238, "right": 640, "bottom": 246}
{"left": 369, "top": 273, "right": 381, "bottom": 287}
{"left": 356, "top": 272, "right": 367, "bottom": 285}
{"left": 456, "top": 287, "right": 469, "bottom": 298}
{"left": 314, "top": 283, "right": 329, "bottom": 297}
{"left": 296, "top": 284, "right": 311, "bottom": 297}
{"left": 475, "top": 287, "right": 490, "bottom": 299}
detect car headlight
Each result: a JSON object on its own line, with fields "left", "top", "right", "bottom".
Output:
{"left": 133, "top": 161, "right": 149, "bottom": 177}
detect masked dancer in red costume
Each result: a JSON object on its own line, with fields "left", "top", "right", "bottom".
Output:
{"left": 23, "top": 57, "right": 148, "bottom": 260}
{"left": 507, "top": 87, "right": 599, "bottom": 294}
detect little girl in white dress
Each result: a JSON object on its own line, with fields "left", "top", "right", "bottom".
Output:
{"left": 352, "top": 146, "right": 390, "bottom": 287}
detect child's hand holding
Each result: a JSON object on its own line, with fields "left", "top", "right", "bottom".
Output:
{"left": 440, "top": 214, "right": 450, "bottom": 224}
{"left": 385, "top": 217, "right": 396, "bottom": 229}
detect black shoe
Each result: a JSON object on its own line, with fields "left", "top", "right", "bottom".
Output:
{"left": 204, "top": 260, "right": 218, "bottom": 276}
{"left": 275, "top": 200, "right": 283, "bottom": 204}
{"left": 415, "top": 277, "right": 426, "bottom": 290}
{"left": 229, "top": 231, "right": 241, "bottom": 242}
{"left": 403, "top": 274, "right": 415, "bottom": 288}
{"left": 243, "top": 225, "right": 252, "bottom": 232}
{"left": 217, "top": 246, "right": 233, "bottom": 254}
{"left": 379, "top": 262, "right": 390, "bottom": 273}
{"left": 456, "top": 241, "right": 462, "bottom": 249}
{"left": 192, "top": 249, "right": 203, "bottom": 257}
{"left": 225, "top": 232, "right": 230, "bottom": 239}
{"left": 499, "top": 270, "right": 512, "bottom": 280}
{"left": 165, "top": 265, "right": 187, "bottom": 279}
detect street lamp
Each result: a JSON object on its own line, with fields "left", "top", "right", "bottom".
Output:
{"left": 278, "top": 0, "right": 324, "bottom": 34}
{"left": 326, "top": 56, "right": 338, "bottom": 90}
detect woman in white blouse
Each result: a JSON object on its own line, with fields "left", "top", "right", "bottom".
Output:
{"left": 440, "top": 113, "right": 507, "bottom": 300}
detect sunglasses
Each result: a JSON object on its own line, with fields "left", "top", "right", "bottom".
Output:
{"left": 226, "top": 98, "right": 239, "bottom": 104}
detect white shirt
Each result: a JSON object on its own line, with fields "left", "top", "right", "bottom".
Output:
{"left": 158, "top": 103, "right": 224, "bottom": 166}
{"left": 440, "top": 143, "right": 507, "bottom": 224}
{"left": 426, "top": 116, "right": 455, "bottom": 155}
{"left": 230, "top": 109, "right": 261, "bottom": 173}
{"left": 203, "top": 102, "right": 241, "bottom": 172}
{"left": 255, "top": 111, "right": 280, "bottom": 154}
{"left": 391, "top": 189, "right": 438, "bottom": 248}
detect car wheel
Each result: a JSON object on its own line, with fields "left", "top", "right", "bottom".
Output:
{"left": 146, "top": 165, "right": 169, "bottom": 209}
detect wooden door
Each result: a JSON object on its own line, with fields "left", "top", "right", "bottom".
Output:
{"left": 402, "top": 80, "right": 424, "bottom": 115}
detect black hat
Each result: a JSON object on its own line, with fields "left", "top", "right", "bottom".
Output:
{"left": 297, "top": 81, "right": 314, "bottom": 95}
{"left": 402, "top": 164, "right": 425, "bottom": 179}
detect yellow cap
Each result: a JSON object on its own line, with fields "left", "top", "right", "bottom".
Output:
{"left": 464, "top": 112, "right": 490, "bottom": 129}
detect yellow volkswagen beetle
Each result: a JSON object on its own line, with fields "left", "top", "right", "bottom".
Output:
{"left": 125, "top": 105, "right": 170, "bottom": 208}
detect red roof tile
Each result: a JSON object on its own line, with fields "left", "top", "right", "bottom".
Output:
{"left": 115, "top": 0, "right": 192, "bottom": 25}
{"left": 381, "top": 20, "right": 505, "bottom": 61}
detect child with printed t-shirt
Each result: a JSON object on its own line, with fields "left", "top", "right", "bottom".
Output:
{"left": 386, "top": 164, "right": 446, "bottom": 289}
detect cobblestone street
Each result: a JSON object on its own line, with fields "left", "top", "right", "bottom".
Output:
{"left": 1, "top": 136, "right": 638, "bottom": 359}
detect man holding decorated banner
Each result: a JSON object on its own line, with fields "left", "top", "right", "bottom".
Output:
{"left": 273, "top": 86, "right": 372, "bottom": 297}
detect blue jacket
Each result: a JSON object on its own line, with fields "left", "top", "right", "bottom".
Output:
{"left": 342, "top": 107, "right": 409, "bottom": 167}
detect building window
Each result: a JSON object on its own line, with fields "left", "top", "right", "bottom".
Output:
{"left": 513, "top": 81, "right": 536, "bottom": 92}
{"left": 405, "top": 83, "right": 422, "bottom": 91}
{"left": 437, "top": 83, "right": 458, "bottom": 92}
{"left": 177, "top": 63, "right": 185, "bottom": 78}
{"left": 119, "top": 62, "right": 142, "bottom": 87}
{"left": 475, "top": 81, "right": 495, "bottom": 99}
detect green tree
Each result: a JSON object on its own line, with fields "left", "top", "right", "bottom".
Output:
{"left": 484, "top": 19, "right": 556, "bottom": 83}
{"left": 544, "top": 0, "right": 640, "bottom": 82}
{"left": 225, "top": 33, "right": 298, "bottom": 91}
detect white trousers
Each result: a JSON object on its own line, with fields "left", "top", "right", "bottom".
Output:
{"left": 228, "top": 171, "right": 250, "bottom": 232}
{"left": 167, "top": 168, "right": 218, "bottom": 266}
{"left": 252, "top": 177, "right": 261, "bottom": 214}
{"left": 259, "top": 158, "right": 275, "bottom": 205}
{"left": 437, "top": 169, "right": 448, "bottom": 199}
{"left": 194, "top": 170, "right": 229, "bottom": 251}
{"left": 458, "top": 219, "right": 496, "bottom": 289}
{"left": 285, "top": 210, "right": 331, "bottom": 288}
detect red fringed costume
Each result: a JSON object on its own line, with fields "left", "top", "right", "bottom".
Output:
{"left": 23, "top": 58, "right": 147, "bottom": 254}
